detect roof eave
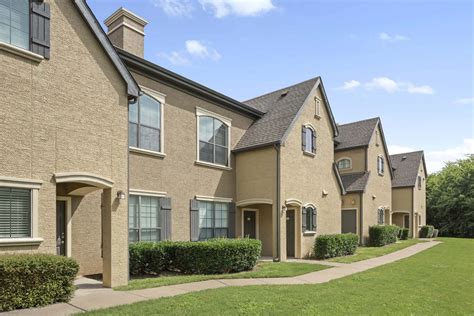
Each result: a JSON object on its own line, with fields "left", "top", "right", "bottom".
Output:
{"left": 232, "top": 141, "right": 281, "bottom": 153}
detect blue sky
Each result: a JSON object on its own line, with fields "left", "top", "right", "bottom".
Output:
{"left": 89, "top": 0, "right": 473, "bottom": 173}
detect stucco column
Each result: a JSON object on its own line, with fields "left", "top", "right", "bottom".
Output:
{"left": 279, "top": 205, "right": 287, "bottom": 261}
{"left": 102, "top": 188, "right": 128, "bottom": 287}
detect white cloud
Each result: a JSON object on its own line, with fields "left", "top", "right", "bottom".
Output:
{"left": 340, "top": 77, "right": 434, "bottom": 95}
{"left": 389, "top": 139, "right": 474, "bottom": 173}
{"left": 379, "top": 32, "right": 409, "bottom": 42}
{"left": 153, "top": 0, "right": 193, "bottom": 17}
{"left": 157, "top": 51, "right": 190, "bottom": 65}
{"left": 185, "top": 40, "right": 221, "bottom": 60}
{"left": 453, "top": 97, "right": 474, "bottom": 105}
{"left": 199, "top": 0, "right": 275, "bottom": 18}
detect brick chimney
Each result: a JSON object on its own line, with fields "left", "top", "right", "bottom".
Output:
{"left": 104, "top": 8, "right": 148, "bottom": 58}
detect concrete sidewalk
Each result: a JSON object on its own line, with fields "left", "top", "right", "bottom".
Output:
{"left": 5, "top": 240, "right": 440, "bottom": 315}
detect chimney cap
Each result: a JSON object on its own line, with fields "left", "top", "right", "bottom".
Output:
{"left": 104, "top": 7, "right": 148, "bottom": 27}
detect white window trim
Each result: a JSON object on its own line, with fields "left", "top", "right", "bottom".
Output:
{"left": 314, "top": 97, "right": 322, "bottom": 119}
{"left": 303, "top": 123, "right": 316, "bottom": 156}
{"left": 129, "top": 86, "right": 166, "bottom": 156}
{"left": 336, "top": 157, "right": 353, "bottom": 170}
{"left": 195, "top": 195, "right": 233, "bottom": 203}
{"left": 377, "top": 155, "right": 385, "bottom": 175}
{"left": 196, "top": 107, "right": 232, "bottom": 169}
{"left": 241, "top": 208, "right": 259, "bottom": 239}
{"left": 0, "top": 176, "right": 43, "bottom": 246}
{"left": 129, "top": 189, "right": 167, "bottom": 197}
{"left": 0, "top": 42, "right": 43, "bottom": 63}
{"left": 302, "top": 203, "right": 317, "bottom": 234}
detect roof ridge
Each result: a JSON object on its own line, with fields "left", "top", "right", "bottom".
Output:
{"left": 337, "top": 117, "right": 380, "bottom": 127}
{"left": 243, "top": 76, "right": 320, "bottom": 104}
{"left": 390, "top": 150, "right": 424, "bottom": 157}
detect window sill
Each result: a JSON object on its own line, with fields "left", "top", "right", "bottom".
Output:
{"left": 195, "top": 160, "right": 232, "bottom": 171}
{"left": 0, "top": 42, "right": 43, "bottom": 63}
{"left": 303, "top": 231, "right": 316, "bottom": 236}
{"left": 378, "top": 173, "right": 384, "bottom": 176}
{"left": 0, "top": 237, "right": 44, "bottom": 247}
{"left": 129, "top": 147, "right": 166, "bottom": 158}
{"left": 303, "top": 151, "right": 316, "bottom": 157}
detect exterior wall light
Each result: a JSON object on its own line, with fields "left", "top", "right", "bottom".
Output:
{"left": 117, "top": 191, "right": 126, "bottom": 200}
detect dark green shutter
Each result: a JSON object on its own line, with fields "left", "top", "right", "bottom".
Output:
{"left": 228, "top": 202, "right": 236, "bottom": 238}
{"left": 160, "top": 197, "right": 172, "bottom": 240}
{"left": 301, "top": 207, "right": 307, "bottom": 231}
{"left": 312, "top": 131, "right": 317, "bottom": 154}
{"left": 301, "top": 126, "right": 306, "bottom": 151}
{"left": 190, "top": 199, "right": 199, "bottom": 241}
{"left": 30, "top": 0, "right": 51, "bottom": 58}
{"left": 312, "top": 208, "right": 317, "bottom": 231}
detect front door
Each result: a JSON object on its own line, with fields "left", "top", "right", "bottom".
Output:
{"left": 404, "top": 215, "right": 410, "bottom": 228}
{"left": 56, "top": 200, "right": 67, "bottom": 256}
{"left": 243, "top": 210, "right": 257, "bottom": 239}
{"left": 342, "top": 209, "right": 357, "bottom": 234}
{"left": 286, "top": 210, "right": 295, "bottom": 257}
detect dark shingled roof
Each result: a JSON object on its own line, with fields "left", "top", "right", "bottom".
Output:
{"left": 390, "top": 151, "right": 425, "bottom": 187}
{"left": 234, "top": 77, "right": 319, "bottom": 151}
{"left": 340, "top": 172, "right": 370, "bottom": 193}
{"left": 335, "top": 117, "right": 380, "bottom": 151}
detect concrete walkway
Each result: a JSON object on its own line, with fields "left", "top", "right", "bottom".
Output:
{"left": 5, "top": 240, "right": 440, "bottom": 316}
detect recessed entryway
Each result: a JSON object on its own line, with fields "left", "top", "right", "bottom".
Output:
{"left": 56, "top": 197, "right": 72, "bottom": 257}
{"left": 242, "top": 209, "right": 258, "bottom": 239}
{"left": 286, "top": 209, "right": 295, "bottom": 258}
{"left": 341, "top": 209, "right": 357, "bottom": 234}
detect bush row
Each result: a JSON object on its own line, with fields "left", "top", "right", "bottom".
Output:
{"left": 419, "top": 225, "right": 435, "bottom": 238}
{"left": 0, "top": 254, "right": 79, "bottom": 312}
{"left": 369, "top": 225, "right": 400, "bottom": 247}
{"left": 398, "top": 228, "right": 409, "bottom": 240}
{"left": 313, "top": 233, "right": 359, "bottom": 259}
{"left": 130, "top": 238, "right": 262, "bottom": 276}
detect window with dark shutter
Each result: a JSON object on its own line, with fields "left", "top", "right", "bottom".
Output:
{"left": 0, "top": 187, "right": 31, "bottom": 238}
{"left": 30, "top": 0, "right": 50, "bottom": 58}
{"left": 377, "top": 208, "right": 385, "bottom": 225}
{"left": 195, "top": 200, "right": 231, "bottom": 240}
{"left": 302, "top": 206, "right": 317, "bottom": 232}
{"left": 0, "top": 0, "right": 30, "bottom": 50}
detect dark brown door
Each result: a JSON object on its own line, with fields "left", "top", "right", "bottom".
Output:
{"left": 286, "top": 210, "right": 295, "bottom": 257}
{"left": 243, "top": 210, "right": 257, "bottom": 239}
{"left": 404, "top": 215, "right": 410, "bottom": 228}
{"left": 342, "top": 209, "right": 357, "bottom": 234}
{"left": 56, "top": 201, "right": 66, "bottom": 256}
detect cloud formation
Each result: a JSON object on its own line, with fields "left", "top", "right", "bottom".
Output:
{"left": 339, "top": 77, "right": 434, "bottom": 95}
{"left": 158, "top": 40, "right": 221, "bottom": 65}
{"left": 153, "top": 0, "right": 193, "bottom": 17}
{"left": 379, "top": 32, "right": 409, "bottom": 42}
{"left": 453, "top": 97, "right": 474, "bottom": 105}
{"left": 199, "top": 0, "right": 275, "bottom": 18}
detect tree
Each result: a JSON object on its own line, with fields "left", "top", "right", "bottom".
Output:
{"left": 427, "top": 155, "right": 474, "bottom": 238}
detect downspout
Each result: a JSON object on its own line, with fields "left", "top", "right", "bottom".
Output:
{"left": 359, "top": 192, "right": 364, "bottom": 244}
{"left": 274, "top": 143, "right": 281, "bottom": 262}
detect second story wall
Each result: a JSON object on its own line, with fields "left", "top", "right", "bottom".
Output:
{"left": 413, "top": 159, "right": 427, "bottom": 227}
{"left": 334, "top": 148, "right": 366, "bottom": 174}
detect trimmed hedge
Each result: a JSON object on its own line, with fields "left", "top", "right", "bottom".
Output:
{"left": 399, "top": 228, "right": 409, "bottom": 240}
{"left": 369, "top": 225, "right": 400, "bottom": 247}
{"left": 129, "top": 238, "right": 262, "bottom": 276}
{"left": 432, "top": 229, "right": 439, "bottom": 238}
{"left": 313, "top": 233, "right": 359, "bottom": 259}
{"left": 419, "top": 225, "right": 435, "bottom": 238}
{"left": 0, "top": 254, "right": 79, "bottom": 312}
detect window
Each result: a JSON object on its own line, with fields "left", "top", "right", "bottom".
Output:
{"left": 198, "top": 116, "right": 229, "bottom": 166}
{"left": 377, "top": 156, "right": 385, "bottom": 175}
{"left": 337, "top": 158, "right": 352, "bottom": 170}
{"left": 0, "top": 0, "right": 29, "bottom": 50}
{"left": 418, "top": 176, "right": 422, "bottom": 190}
{"left": 128, "top": 195, "right": 161, "bottom": 242}
{"left": 302, "top": 125, "right": 316, "bottom": 154}
{"left": 198, "top": 201, "right": 229, "bottom": 240}
{"left": 315, "top": 97, "right": 321, "bottom": 117}
{"left": 129, "top": 93, "right": 162, "bottom": 153}
{"left": 302, "top": 206, "right": 317, "bottom": 232}
{"left": 377, "top": 208, "right": 385, "bottom": 224}
{"left": 0, "top": 187, "right": 31, "bottom": 238}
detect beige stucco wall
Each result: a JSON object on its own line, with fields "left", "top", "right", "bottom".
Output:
{"left": 128, "top": 72, "right": 255, "bottom": 241}
{"left": 413, "top": 160, "right": 427, "bottom": 235}
{"left": 279, "top": 84, "right": 342, "bottom": 259}
{"left": 392, "top": 187, "right": 413, "bottom": 211}
{"left": 334, "top": 148, "right": 366, "bottom": 174}
{"left": 0, "top": 1, "right": 129, "bottom": 286}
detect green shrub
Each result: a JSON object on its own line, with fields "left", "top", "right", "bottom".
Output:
{"left": 313, "top": 233, "right": 359, "bottom": 259}
{"left": 432, "top": 229, "right": 439, "bottom": 238}
{"left": 399, "top": 228, "right": 409, "bottom": 240}
{"left": 0, "top": 254, "right": 79, "bottom": 312}
{"left": 419, "top": 225, "right": 435, "bottom": 238}
{"left": 369, "top": 225, "right": 400, "bottom": 247}
{"left": 129, "top": 242, "right": 167, "bottom": 275}
{"left": 129, "top": 238, "right": 262, "bottom": 276}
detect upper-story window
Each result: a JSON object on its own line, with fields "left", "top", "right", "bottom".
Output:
{"left": 337, "top": 158, "right": 352, "bottom": 170}
{"left": 129, "top": 92, "right": 163, "bottom": 153}
{"left": 377, "top": 155, "right": 385, "bottom": 175}
{"left": 417, "top": 176, "right": 422, "bottom": 190}
{"left": 0, "top": 0, "right": 29, "bottom": 50}
{"left": 302, "top": 125, "right": 316, "bottom": 155}
{"left": 196, "top": 107, "right": 231, "bottom": 168}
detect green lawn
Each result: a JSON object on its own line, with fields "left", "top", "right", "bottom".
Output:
{"left": 329, "top": 238, "right": 424, "bottom": 263}
{"left": 115, "top": 262, "right": 330, "bottom": 291}
{"left": 88, "top": 238, "right": 474, "bottom": 315}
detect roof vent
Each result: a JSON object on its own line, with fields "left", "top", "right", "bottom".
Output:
{"left": 402, "top": 156, "right": 407, "bottom": 160}
{"left": 280, "top": 90, "right": 289, "bottom": 97}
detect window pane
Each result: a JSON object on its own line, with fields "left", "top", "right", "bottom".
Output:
{"left": 199, "top": 228, "right": 213, "bottom": 240}
{"left": 141, "top": 228, "right": 160, "bottom": 242}
{"left": 128, "top": 195, "right": 139, "bottom": 229}
{"left": 129, "top": 229, "right": 139, "bottom": 243}
{"left": 214, "top": 202, "right": 228, "bottom": 229}
{"left": 10, "top": 27, "right": 28, "bottom": 50}
{"left": 129, "top": 100, "right": 138, "bottom": 123}
{"left": 0, "top": 22, "right": 9, "bottom": 44}
{"left": 199, "top": 116, "right": 214, "bottom": 143}
{"left": 140, "top": 94, "right": 161, "bottom": 129}
{"left": 10, "top": 10, "right": 28, "bottom": 32}
{"left": 11, "top": 0, "right": 29, "bottom": 14}
{"left": 139, "top": 126, "right": 160, "bottom": 152}
{"left": 198, "top": 201, "right": 213, "bottom": 228}
{"left": 199, "top": 141, "right": 213, "bottom": 163}
{"left": 214, "top": 120, "right": 227, "bottom": 146}
{"left": 215, "top": 145, "right": 228, "bottom": 166}
{"left": 128, "top": 122, "right": 138, "bottom": 148}
{"left": 306, "top": 208, "right": 312, "bottom": 231}
{"left": 140, "top": 196, "right": 160, "bottom": 229}
{"left": 214, "top": 228, "right": 227, "bottom": 238}
{"left": 305, "top": 128, "right": 312, "bottom": 152}
{"left": 0, "top": 5, "right": 10, "bottom": 26}
{"left": 0, "top": 187, "right": 31, "bottom": 238}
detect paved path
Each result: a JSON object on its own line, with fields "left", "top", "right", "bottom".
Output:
{"left": 5, "top": 240, "right": 440, "bottom": 316}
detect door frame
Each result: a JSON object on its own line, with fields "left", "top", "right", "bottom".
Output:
{"left": 241, "top": 208, "right": 259, "bottom": 239}
{"left": 341, "top": 208, "right": 358, "bottom": 234}
{"left": 56, "top": 196, "right": 72, "bottom": 257}
{"left": 286, "top": 208, "right": 296, "bottom": 258}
